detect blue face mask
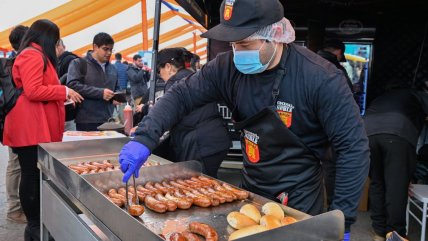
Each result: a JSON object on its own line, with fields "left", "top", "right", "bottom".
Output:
{"left": 233, "top": 40, "right": 277, "bottom": 74}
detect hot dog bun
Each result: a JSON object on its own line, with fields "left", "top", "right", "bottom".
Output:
{"left": 228, "top": 225, "right": 268, "bottom": 241}
{"left": 281, "top": 216, "right": 298, "bottom": 226}
{"left": 261, "top": 202, "right": 284, "bottom": 220}
{"left": 227, "top": 211, "right": 257, "bottom": 229}
{"left": 260, "top": 215, "right": 281, "bottom": 230}
{"left": 239, "top": 204, "right": 261, "bottom": 223}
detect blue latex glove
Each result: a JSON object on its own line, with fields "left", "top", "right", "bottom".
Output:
{"left": 119, "top": 141, "right": 150, "bottom": 183}
{"left": 343, "top": 232, "right": 350, "bottom": 241}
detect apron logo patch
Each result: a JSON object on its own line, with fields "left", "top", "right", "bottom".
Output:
{"left": 224, "top": 0, "right": 235, "bottom": 21}
{"left": 276, "top": 101, "right": 294, "bottom": 128}
{"left": 243, "top": 130, "right": 260, "bottom": 163}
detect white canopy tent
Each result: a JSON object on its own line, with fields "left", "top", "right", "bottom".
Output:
{"left": 0, "top": 0, "right": 207, "bottom": 62}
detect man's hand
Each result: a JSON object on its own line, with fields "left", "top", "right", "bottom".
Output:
{"left": 68, "top": 88, "right": 84, "bottom": 103}
{"left": 103, "top": 89, "right": 115, "bottom": 101}
{"left": 119, "top": 141, "right": 150, "bottom": 183}
{"left": 112, "top": 100, "right": 121, "bottom": 106}
{"left": 135, "top": 104, "right": 144, "bottom": 113}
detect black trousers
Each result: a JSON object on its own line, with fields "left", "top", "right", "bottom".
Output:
{"left": 12, "top": 146, "right": 40, "bottom": 241}
{"left": 76, "top": 123, "right": 103, "bottom": 131}
{"left": 199, "top": 150, "right": 229, "bottom": 178}
{"left": 368, "top": 134, "right": 416, "bottom": 237}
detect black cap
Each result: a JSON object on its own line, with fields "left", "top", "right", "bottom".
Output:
{"left": 323, "top": 39, "right": 347, "bottom": 62}
{"left": 157, "top": 48, "right": 184, "bottom": 66}
{"left": 201, "top": 0, "right": 284, "bottom": 42}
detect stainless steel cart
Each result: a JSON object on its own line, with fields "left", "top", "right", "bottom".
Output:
{"left": 38, "top": 137, "right": 344, "bottom": 241}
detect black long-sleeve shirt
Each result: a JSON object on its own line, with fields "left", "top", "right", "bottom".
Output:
{"left": 364, "top": 88, "right": 428, "bottom": 146}
{"left": 134, "top": 43, "right": 369, "bottom": 228}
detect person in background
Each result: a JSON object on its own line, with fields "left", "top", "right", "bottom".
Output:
{"left": 5, "top": 24, "right": 28, "bottom": 224}
{"left": 66, "top": 32, "right": 119, "bottom": 131}
{"left": 56, "top": 39, "right": 79, "bottom": 81}
{"left": 127, "top": 54, "right": 148, "bottom": 106}
{"left": 317, "top": 39, "right": 353, "bottom": 91}
{"left": 3, "top": 19, "right": 82, "bottom": 240}
{"left": 364, "top": 79, "right": 428, "bottom": 240}
{"left": 190, "top": 53, "right": 201, "bottom": 71}
{"left": 119, "top": 1, "right": 369, "bottom": 240}
{"left": 56, "top": 39, "right": 80, "bottom": 131}
{"left": 8, "top": 25, "right": 28, "bottom": 58}
{"left": 156, "top": 47, "right": 231, "bottom": 177}
{"left": 114, "top": 53, "right": 128, "bottom": 91}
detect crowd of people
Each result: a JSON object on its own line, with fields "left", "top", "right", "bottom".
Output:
{"left": 1, "top": 0, "right": 427, "bottom": 240}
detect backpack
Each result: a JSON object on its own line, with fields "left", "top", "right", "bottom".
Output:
{"left": 0, "top": 48, "right": 47, "bottom": 143}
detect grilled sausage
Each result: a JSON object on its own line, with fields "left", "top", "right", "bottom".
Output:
{"left": 155, "top": 193, "right": 178, "bottom": 211}
{"left": 69, "top": 164, "right": 89, "bottom": 173}
{"left": 154, "top": 182, "right": 172, "bottom": 194}
{"left": 182, "top": 190, "right": 212, "bottom": 207}
{"left": 165, "top": 192, "right": 193, "bottom": 210}
{"left": 169, "top": 232, "right": 186, "bottom": 241}
{"left": 189, "top": 222, "right": 218, "bottom": 241}
{"left": 222, "top": 183, "right": 249, "bottom": 200}
{"left": 144, "top": 196, "right": 168, "bottom": 213}
{"left": 128, "top": 204, "right": 145, "bottom": 217}
{"left": 145, "top": 182, "right": 163, "bottom": 195}
{"left": 181, "top": 231, "right": 201, "bottom": 241}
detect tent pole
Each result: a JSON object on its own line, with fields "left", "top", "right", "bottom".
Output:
{"left": 148, "top": 0, "right": 162, "bottom": 104}
{"left": 193, "top": 31, "right": 197, "bottom": 54}
{"left": 141, "top": 0, "right": 148, "bottom": 51}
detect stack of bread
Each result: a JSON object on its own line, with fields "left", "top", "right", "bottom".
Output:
{"left": 227, "top": 202, "right": 297, "bottom": 240}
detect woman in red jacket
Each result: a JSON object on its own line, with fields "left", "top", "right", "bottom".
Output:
{"left": 3, "top": 19, "right": 82, "bottom": 241}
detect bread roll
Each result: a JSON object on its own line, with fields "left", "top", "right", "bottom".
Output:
{"left": 260, "top": 215, "right": 281, "bottom": 230}
{"left": 239, "top": 204, "right": 261, "bottom": 223}
{"left": 261, "top": 202, "right": 284, "bottom": 220}
{"left": 227, "top": 211, "right": 257, "bottom": 229}
{"left": 281, "top": 216, "right": 298, "bottom": 226}
{"left": 228, "top": 225, "right": 268, "bottom": 241}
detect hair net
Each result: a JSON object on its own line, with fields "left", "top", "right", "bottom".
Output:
{"left": 245, "top": 18, "right": 295, "bottom": 44}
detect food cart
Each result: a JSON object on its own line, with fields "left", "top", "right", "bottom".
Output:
{"left": 38, "top": 137, "right": 344, "bottom": 241}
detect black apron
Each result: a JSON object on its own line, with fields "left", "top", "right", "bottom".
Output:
{"left": 233, "top": 47, "right": 324, "bottom": 215}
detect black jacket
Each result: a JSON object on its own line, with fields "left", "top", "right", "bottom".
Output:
{"left": 134, "top": 44, "right": 369, "bottom": 227}
{"left": 364, "top": 88, "right": 428, "bottom": 146}
{"left": 166, "top": 68, "right": 231, "bottom": 160}
{"left": 66, "top": 51, "right": 119, "bottom": 124}
{"left": 127, "top": 65, "right": 148, "bottom": 99}
{"left": 58, "top": 51, "right": 78, "bottom": 78}
{"left": 317, "top": 50, "right": 353, "bottom": 91}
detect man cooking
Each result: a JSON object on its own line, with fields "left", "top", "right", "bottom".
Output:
{"left": 119, "top": 0, "right": 369, "bottom": 239}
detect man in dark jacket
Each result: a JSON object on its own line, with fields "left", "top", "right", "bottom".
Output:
{"left": 127, "top": 54, "right": 148, "bottom": 106}
{"left": 67, "top": 32, "right": 119, "bottom": 131}
{"left": 56, "top": 39, "right": 79, "bottom": 83}
{"left": 114, "top": 53, "right": 128, "bottom": 91}
{"left": 119, "top": 1, "right": 369, "bottom": 239}
{"left": 317, "top": 39, "right": 353, "bottom": 91}
{"left": 157, "top": 48, "right": 231, "bottom": 177}
{"left": 364, "top": 82, "right": 428, "bottom": 239}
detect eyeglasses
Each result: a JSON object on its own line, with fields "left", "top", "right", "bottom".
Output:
{"left": 101, "top": 47, "right": 114, "bottom": 53}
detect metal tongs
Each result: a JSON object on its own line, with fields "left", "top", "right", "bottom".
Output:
{"left": 125, "top": 174, "right": 140, "bottom": 211}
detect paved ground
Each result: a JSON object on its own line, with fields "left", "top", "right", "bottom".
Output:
{"left": 0, "top": 144, "right": 424, "bottom": 240}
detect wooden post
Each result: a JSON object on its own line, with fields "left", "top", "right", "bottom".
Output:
{"left": 141, "top": 0, "right": 149, "bottom": 50}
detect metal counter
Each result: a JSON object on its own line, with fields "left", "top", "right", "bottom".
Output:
{"left": 38, "top": 137, "right": 344, "bottom": 241}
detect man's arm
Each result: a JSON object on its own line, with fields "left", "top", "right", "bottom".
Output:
{"left": 316, "top": 71, "right": 370, "bottom": 231}
{"left": 132, "top": 58, "right": 228, "bottom": 151}
{"left": 66, "top": 59, "right": 104, "bottom": 99}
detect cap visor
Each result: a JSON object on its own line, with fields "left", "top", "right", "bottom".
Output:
{"left": 201, "top": 24, "right": 259, "bottom": 42}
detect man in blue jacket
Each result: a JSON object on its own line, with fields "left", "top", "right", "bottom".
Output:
{"left": 67, "top": 32, "right": 119, "bottom": 131}
{"left": 119, "top": 1, "right": 369, "bottom": 239}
